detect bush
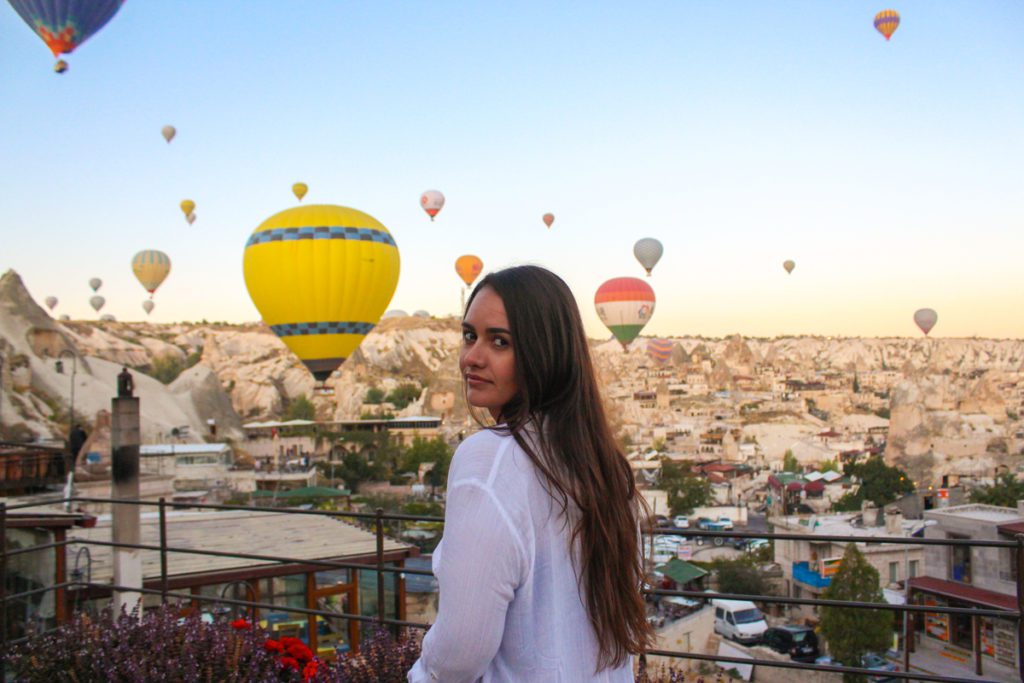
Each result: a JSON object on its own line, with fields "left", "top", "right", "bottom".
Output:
{"left": 150, "top": 354, "right": 186, "bottom": 384}
{"left": 364, "top": 387, "right": 386, "bottom": 404}
{"left": 385, "top": 384, "right": 422, "bottom": 410}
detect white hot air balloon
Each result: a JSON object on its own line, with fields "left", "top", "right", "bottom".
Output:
{"left": 45, "top": 296, "right": 58, "bottom": 311}
{"left": 914, "top": 308, "right": 938, "bottom": 336}
{"left": 142, "top": 300, "right": 155, "bottom": 315}
{"left": 420, "top": 190, "right": 445, "bottom": 221}
{"left": 783, "top": 260, "right": 795, "bottom": 274}
{"left": 161, "top": 125, "right": 176, "bottom": 143}
{"left": 89, "top": 278, "right": 102, "bottom": 292}
{"left": 100, "top": 314, "right": 116, "bottom": 322}
{"left": 633, "top": 238, "right": 664, "bottom": 276}
{"left": 89, "top": 295, "right": 105, "bottom": 312}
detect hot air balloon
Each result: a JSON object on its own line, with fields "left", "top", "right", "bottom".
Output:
{"left": 186, "top": 212, "right": 196, "bottom": 225}
{"left": 292, "top": 183, "right": 308, "bottom": 201}
{"left": 455, "top": 255, "right": 484, "bottom": 287}
{"left": 131, "top": 250, "right": 171, "bottom": 296}
{"left": 243, "top": 204, "right": 400, "bottom": 381}
{"left": 142, "top": 300, "right": 155, "bottom": 315}
{"left": 874, "top": 9, "right": 900, "bottom": 40}
{"left": 633, "top": 238, "right": 664, "bottom": 276}
{"left": 45, "top": 296, "right": 58, "bottom": 311}
{"left": 58, "top": 314, "right": 70, "bottom": 322}
{"left": 89, "top": 295, "right": 105, "bottom": 312}
{"left": 647, "top": 338, "right": 674, "bottom": 364}
{"left": 420, "top": 190, "right": 445, "bottom": 221}
{"left": 595, "top": 278, "right": 656, "bottom": 351}
{"left": 88, "top": 278, "right": 102, "bottom": 292}
{"left": 783, "top": 260, "right": 795, "bottom": 274}
{"left": 100, "top": 314, "right": 115, "bottom": 322}
{"left": 8, "top": 0, "right": 125, "bottom": 73}
{"left": 161, "top": 125, "right": 176, "bottom": 143}
{"left": 180, "top": 200, "right": 195, "bottom": 218}
{"left": 914, "top": 308, "right": 937, "bottom": 336}
{"left": 543, "top": 213, "right": 555, "bottom": 229}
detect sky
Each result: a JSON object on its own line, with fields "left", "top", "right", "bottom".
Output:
{"left": 1, "top": 1, "right": 1022, "bottom": 339}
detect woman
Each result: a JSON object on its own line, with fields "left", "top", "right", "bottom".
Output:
{"left": 408, "top": 266, "right": 652, "bottom": 682}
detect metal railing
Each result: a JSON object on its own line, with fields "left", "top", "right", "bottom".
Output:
{"left": 0, "top": 496, "right": 1021, "bottom": 682}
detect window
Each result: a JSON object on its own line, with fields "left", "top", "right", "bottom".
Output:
{"left": 950, "top": 535, "right": 972, "bottom": 584}
{"left": 889, "top": 562, "right": 899, "bottom": 584}
{"left": 909, "top": 560, "right": 919, "bottom": 578}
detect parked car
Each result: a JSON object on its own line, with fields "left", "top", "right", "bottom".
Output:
{"left": 672, "top": 515, "right": 690, "bottom": 529}
{"left": 716, "top": 516, "right": 734, "bottom": 530}
{"left": 859, "top": 652, "right": 899, "bottom": 682}
{"left": 712, "top": 599, "right": 767, "bottom": 644}
{"left": 744, "top": 539, "right": 770, "bottom": 553}
{"left": 761, "top": 625, "right": 819, "bottom": 662}
{"left": 653, "top": 514, "right": 671, "bottom": 528}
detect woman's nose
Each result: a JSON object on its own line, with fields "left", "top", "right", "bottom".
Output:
{"left": 462, "top": 344, "right": 484, "bottom": 369}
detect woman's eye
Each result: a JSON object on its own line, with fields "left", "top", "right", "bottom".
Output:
{"left": 462, "top": 331, "right": 477, "bottom": 343}
{"left": 494, "top": 337, "right": 510, "bottom": 348}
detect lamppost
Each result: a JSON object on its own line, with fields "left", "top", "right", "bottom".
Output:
{"left": 55, "top": 350, "right": 77, "bottom": 509}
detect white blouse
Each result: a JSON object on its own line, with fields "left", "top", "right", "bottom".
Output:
{"left": 407, "top": 428, "right": 634, "bottom": 683}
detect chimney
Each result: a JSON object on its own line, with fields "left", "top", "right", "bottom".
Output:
{"left": 885, "top": 509, "right": 904, "bottom": 535}
{"left": 861, "top": 500, "right": 880, "bottom": 527}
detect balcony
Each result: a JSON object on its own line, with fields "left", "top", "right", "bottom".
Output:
{"left": 792, "top": 560, "right": 832, "bottom": 589}
{"left": 0, "top": 443, "right": 72, "bottom": 493}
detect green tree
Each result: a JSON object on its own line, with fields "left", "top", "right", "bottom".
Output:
{"left": 364, "top": 387, "right": 386, "bottom": 404}
{"left": 659, "top": 459, "right": 712, "bottom": 516}
{"left": 819, "top": 544, "right": 893, "bottom": 681}
{"left": 283, "top": 394, "right": 316, "bottom": 421}
{"left": 386, "top": 383, "right": 423, "bottom": 410}
{"left": 782, "top": 449, "right": 799, "bottom": 473}
{"left": 399, "top": 437, "right": 453, "bottom": 482}
{"left": 834, "top": 457, "right": 914, "bottom": 511}
{"left": 852, "top": 373, "right": 861, "bottom": 394}
{"left": 651, "top": 437, "right": 667, "bottom": 453}
{"left": 819, "top": 458, "right": 840, "bottom": 474}
{"left": 330, "top": 452, "right": 381, "bottom": 493}
{"left": 970, "top": 472, "right": 1024, "bottom": 507}
{"left": 150, "top": 354, "right": 185, "bottom": 384}
{"left": 711, "top": 555, "right": 768, "bottom": 597}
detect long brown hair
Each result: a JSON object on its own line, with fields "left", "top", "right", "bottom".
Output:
{"left": 466, "top": 265, "right": 654, "bottom": 669}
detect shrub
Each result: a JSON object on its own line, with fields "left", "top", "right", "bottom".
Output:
{"left": 150, "top": 354, "right": 186, "bottom": 384}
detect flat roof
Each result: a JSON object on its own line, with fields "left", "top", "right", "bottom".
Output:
{"left": 925, "top": 503, "right": 1023, "bottom": 523}
{"left": 141, "top": 443, "right": 231, "bottom": 456}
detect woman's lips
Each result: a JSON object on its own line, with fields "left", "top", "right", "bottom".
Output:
{"left": 465, "top": 374, "right": 490, "bottom": 385}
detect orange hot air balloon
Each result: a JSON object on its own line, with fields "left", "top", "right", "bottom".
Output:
{"left": 542, "top": 213, "right": 555, "bottom": 228}
{"left": 874, "top": 9, "right": 900, "bottom": 41}
{"left": 455, "top": 255, "right": 484, "bottom": 287}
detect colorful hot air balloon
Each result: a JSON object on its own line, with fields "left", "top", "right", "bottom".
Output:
{"left": 420, "top": 190, "right": 445, "bottom": 221}
{"left": 186, "top": 212, "right": 196, "bottom": 225}
{"left": 914, "top": 308, "right": 937, "bottom": 336}
{"left": 293, "top": 183, "right": 308, "bottom": 201}
{"left": 161, "top": 125, "right": 176, "bottom": 143}
{"left": 89, "top": 295, "right": 105, "bottom": 312}
{"left": 131, "top": 250, "right": 171, "bottom": 296}
{"left": 647, "top": 338, "right": 674, "bottom": 364}
{"left": 633, "top": 238, "right": 664, "bottom": 276}
{"left": 455, "top": 255, "right": 484, "bottom": 287}
{"left": 595, "top": 277, "right": 656, "bottom": 351}
{"left": 243, "top": 204, "right": 401, "bottom": 381}
{"left": 783, "top": 260, "right": 795, "bottom": 274}
{"left": 874, "top": 9, "right": 900, "bottom": 40}
{"left": 542, "top": 213, "right": 555, "bottom": 229}
{"left": 142, "top": 300, "right": 155, "bottom": 315}
{"left": 8, "top": 0, "right": 125, "bottom": 72}
{"left": 45, "top": 296, "right": 58, "bottom": 311}
{"left": 180, "top": 200, "right": 195, "bottom": 218}
{"left": 88, "top": 277, "right": 102, "bottom": 292}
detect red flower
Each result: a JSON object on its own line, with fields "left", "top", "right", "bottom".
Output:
{"left": 286, "top": 642, "right": 313, "bottom": 662}
{"left": 302, "top": 660, "right": 319, "bottom": 681}
{"left": 230, "top": 618, "right": 251, "bottom": 630}
{"left": 264, "top": 639, "right": 285, "bottom": 653}
{"left": 279, "top": 656, "right": 300, "bottom": 671}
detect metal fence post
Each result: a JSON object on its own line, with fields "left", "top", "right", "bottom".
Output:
{"left": 1, "top": 501, "right": 7, "bottom": 680}
{"left": 375, "top": 507, "right": 385, "bottom": 629}
{"left": 158, "top": 497, "right": 168, "bottom": 605}
{"left": 1016, "top": 534, "right": 1023, "bottom": 683}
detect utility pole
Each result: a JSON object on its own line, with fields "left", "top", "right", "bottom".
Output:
{"left": 112, "top": 368, "right": 142, "bottom": 616}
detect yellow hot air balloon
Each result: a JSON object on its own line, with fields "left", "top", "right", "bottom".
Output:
{"left": 243, "top": 205, "right": 400, "bottom": 381}
{"left": 131, "top": 250, "right": 171, "bottom": 297}
{"left": 180, "top": 200, "right": 195, "bottom": 217}
{"left": 874, "top": 9, "right": 900, "bottom": 41}
{"left": 292, "top": 183, "right": 308, "bottom": 201}
{"left": 455, "top": 255, "right": 483, "bottom": 286}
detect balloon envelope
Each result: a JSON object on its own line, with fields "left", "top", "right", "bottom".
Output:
{"left": 45, "top": 296, "right": 58, "bottom": 311}
{"left": 186, "top": 212, "right": 196, "bottom": 225}
{"left": 243, "top": 204, "right": 401, "bottom": 381}
{"left": 874, "top": 9, "right": 900, "bottom": 40}
{"left": 88, "top": 277, "right": 102, "bottom": 292}
{"left": 142, "top": 300, "right": 155, "bottom": 315}
{"left": 180, "top": 200, "right": 195, "bottom": 217}
{"left": 783, "top": 259, "right": 795, "bottom": 274}
{"left": 633, "top": 238, "right": 664, "bottom": 276}
{"left": 100, "top": 314, "right": 115, "bottom": 322}
{"left": 420, "top": 190, "right": 445, "bottom": 220}
{"left": 131, "top": 250, "right": 171, "bottom": 295}
{"left": 293, "top": 183, "right": 308, "bottom": 201}
{"left": 542, "top": 213, "right": 555, "bottom": 228}
{"left": 8, "top": 0, "right": 124, "bottom": 66}
{"left": 89, "top": 295, "right": 105, "bottom": 312}
{"left": 161, "top": 125, "right": 176, "bottom": 143}
{"left": 595, "top": 277, "right": 656, "bottom": 350}
{"left": 647, "top": 338, "right": 674, "bottom": 364}
{"left": 914, "top": 308, "right": 937, "bottom": 336}
{"left": 455, "top": 255, "right": 484, "bottom": 286}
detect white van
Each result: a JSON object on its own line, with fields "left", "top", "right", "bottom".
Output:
{"left": 712, "top": 599, "right": 768, "bottom": 644}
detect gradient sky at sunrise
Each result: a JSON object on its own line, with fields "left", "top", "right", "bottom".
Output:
{"left": 1, "top": 1, "right": 1021, "bottom": 339}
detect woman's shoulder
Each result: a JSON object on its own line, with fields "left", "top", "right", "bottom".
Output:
{"left": 449, "top": 428, "right": 525, "bottom": 485}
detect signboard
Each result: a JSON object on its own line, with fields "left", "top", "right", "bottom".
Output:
{"left": 677, "top": 544, "right": 693, "bottom": 560}
{"left": 938, "top": 488, "right": 949, "bottom": 499}
{"left": 923, "top": 596, "right": 949, "bottom": 642}
{"left": 819, "top": 557, "right": 843, "bottom": 577}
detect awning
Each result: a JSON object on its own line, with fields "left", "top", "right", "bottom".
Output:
{"left": 655, "top": 558, "right": 708, "bottom": 586}
{"left": 997, "top": 520, "right": 1024, "bottom": 536}
{"left": 908, "top": 576, "right": 1016, "bottom": 612}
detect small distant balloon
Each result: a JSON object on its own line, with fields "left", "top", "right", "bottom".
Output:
{"left": 58, "top": 314, "right": 70, "bottom": 322}
{"left": 633, "top": 238, "right": 664, "bottom": 276}
{"left": 874, "top": 9, "right": 900, "bottom": 41}
{"left": 89, "top": 295, "right": 105, "bottom": 312}
{"left": 455, "top": 255, "right": 484, "bottom": 287}
{"left": 142, "top": 300, "right": 155, "bottom": 315}
{"left": 914, "top": 308, "right": 937, "bottom": 336}
{"left": 161, "top": 125, "right": 176, "bottom": 143}
{"left": 186, "top": 212, "right": 196, "bottom": 225}
{"left": 100, "top": 314, "right": 116, "bottom": 322}
{"left": 783, "top": 260, "right": 795, "bottom": 274}
{"left": 45, "top": 296, "right": 58, "bottom": 311}
{"left": 292, "top": 183, "right": 308, "bottom": 201}
{"left": 647, "top": 338, "right": 674, "bottom": 365}
{"left": 89, "top": 278, "right": 102, "bottom": 292}
{"left": 180, "top": 200, "right": 195, "bottom": 217}
{"left": 542, "top": 213, "right": 555, "bottom": 229}
{"left": 420, "top": 190, "right": 445, "bottom": 221}
{"left": 131, "top": 250, "right": 171, "bottom": 296}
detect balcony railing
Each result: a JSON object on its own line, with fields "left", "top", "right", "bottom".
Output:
{"left": 1, "top": 496, "right": 1022, "bottom": 683}
{"left": 0, "top": 443, "right": 71, "bottom": 493}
